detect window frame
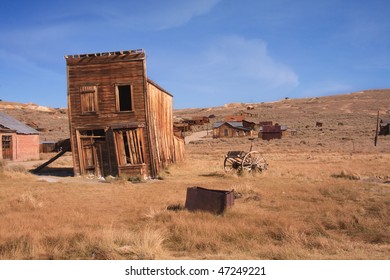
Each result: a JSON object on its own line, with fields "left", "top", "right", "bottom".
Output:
{"left": 224, "top": 129, "right": 229, "bottom": 137}
{"left": 79, "top": 85, "right": 98, "bottom": 114}
{"left": 2, "top": 135, "right": 13, "bottom": 160}
{"left": 115, "top": 83, "right": 134, "bottom": 112}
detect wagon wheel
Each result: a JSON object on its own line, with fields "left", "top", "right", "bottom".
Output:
{"left": 224, "top": 157, "right": 242, "bottom": 173}
{"left": 241, "top": 151, "right": 267, "bottom": 173}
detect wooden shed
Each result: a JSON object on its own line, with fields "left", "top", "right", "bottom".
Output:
{"left": 0, "top": 111, "right": 40, "bottom": 161}
{"left": 185, "top": 116, "right": 210, "bottom": 126}
{"left": 213, "top": 121, "right": 253, "bottom": 138}
{"left": 259, "top": 125, "right": 282, "bottom": 140}
{"left": 65, "top": 49, "right": 184, "bottom": 179}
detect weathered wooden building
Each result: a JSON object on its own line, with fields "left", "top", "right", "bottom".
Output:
{"left": 185, "top": 116, "right": 210, "bottom": 126}
{"left": 0, "top": 111, "right": 40, "bottom": 161}
{"left": 259, "top": 125, "right": 282, "bottom": 140}
{"left": 40, "top": 141, "right": 57, "bottom": 153}
{"left": 213, "top": 121, "right": 253, "bottom": 138}
{"left": 65, "top": 49, "right": 184, "bottom": 179}
{"left": 242, "top": 119, "right": 258, "bottom": 131}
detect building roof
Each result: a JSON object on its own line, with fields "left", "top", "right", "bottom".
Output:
{"left": 147, "top": 78, "right": 173, "bottom": 97}
{"left": 64, "top": 49, "right": 146, "bottom": 66}
{"left": 259, "top": 125, "right": 288, "bottom": 132}
{"left": 65, "top": 49, "right": 144, "bottom": 59}
{"left": 0, "top": 111, "right": 39, "bottom": 134}
{"left": 213, "top": 121, "right": 252, "bottom": 131}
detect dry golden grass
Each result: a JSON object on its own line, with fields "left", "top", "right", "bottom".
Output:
{"left": 0, "top": 136, "right": 389, "bottom": 260}
{"left": 1, "top": 90, "right": 389, "bottom": 259}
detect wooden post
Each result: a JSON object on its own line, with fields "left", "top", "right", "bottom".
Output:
{"left": 374, "top": 111, "right": 379, "bottom": 146}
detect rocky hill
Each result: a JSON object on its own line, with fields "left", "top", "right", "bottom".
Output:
{"left": 175, "top": 89, "right": 390, "bottom": 143}
{"left": 0, "top": 102, "right": 68, "bottom": 142}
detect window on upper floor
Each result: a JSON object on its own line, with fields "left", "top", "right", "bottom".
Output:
{"left": 116, "top": 84, "right": 133, "bottom": 112}
{"left": 80, "top": 85, "right": 98, "bottom": 114}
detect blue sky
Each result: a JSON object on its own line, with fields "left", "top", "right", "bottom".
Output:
{"left": 0, "top": 0, "right": 389, "bottom": 109}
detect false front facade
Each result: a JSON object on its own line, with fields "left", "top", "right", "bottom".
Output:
{"left": 65, "top": 50, "right": 184, "bottom": 179}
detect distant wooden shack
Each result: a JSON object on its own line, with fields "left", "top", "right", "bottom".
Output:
{"left": 65, "top": 49, "right": 184, "bottom": 179}
{"left": 213, "top": 121, "right": 253, "bottom": 138}
{"left": 40, "top": 141, "right": 57, "bottom": 153}
{"left": 186, "top": 116, "right": 209, "bottom": 126}
{"left": 0, "top": 111, "right": 40, "bottom": 161}
{"left": 259, "top": 124, "right": 288, "bottom": 140}
{"left": 173, "top": 122, "right": 190, "bottom": 136}
{"left": 242, "top": 120, "right": 257, "bottom": 131}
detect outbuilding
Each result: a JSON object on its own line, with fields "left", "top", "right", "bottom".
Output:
{"left": 0, "top": 111, "right": 40, "bottom": 161}
{"left": 259, "top": 125, "right": 282, "bottom": 140}
{"left": 213, "top": 121, "right": 253, "bottom": 138}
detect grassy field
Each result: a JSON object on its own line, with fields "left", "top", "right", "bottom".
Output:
{"left": 1, "top": 90, "right": 389, "bottom": 259}
{"left": 0, "top": 134, "right": 389, "bottom": 260}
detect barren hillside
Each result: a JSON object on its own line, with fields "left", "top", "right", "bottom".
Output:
{"left": 1, "top": 89, "right": 389, "bottom": 260}
{"left": 1, "top": 89, "right": 389, "bottom": 144}
{"left": 0, "top": 102, "right": 68, "bottom": 142}
{"left": 175, "top": 89, "right": 390, "bottom": 127}
{"left": 175, "top": 89, "right": 390, "bottom": 151}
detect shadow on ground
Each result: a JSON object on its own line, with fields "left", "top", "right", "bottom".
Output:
{"left": 30, "top": 167, "right": 74, "bottom": 177}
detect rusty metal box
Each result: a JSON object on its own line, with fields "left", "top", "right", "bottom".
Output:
{"left": 185, "top": 186, "right": 234, "bottom": 214}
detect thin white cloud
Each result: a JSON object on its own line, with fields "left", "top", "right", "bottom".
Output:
{"left": 150, "top": 35, "right": 299, "bottom": 106}
{"left": 97, "top": 0, "right": 221, "bottom": 30}
{"left": 203, "top": 35, "right": 299, "bottom": 88}
{"left": 0, "top": 21, "right": 81, "bottom": 64}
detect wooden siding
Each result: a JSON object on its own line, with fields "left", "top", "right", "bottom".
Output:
{"left": 66, "top": 50, "right": 184, "bottom": 178}
{"left": 259, "top": 126, "right": 282, "bottom": 140}
{"left": 173, "top": 136, "right": 185, "bottom": 162}
{"left": 66, "top": 52, "right": 151, "bottom": 177}
{"left": 146, "top": 81, "right": 175, "bottom": 176}
{"left": 213, "top": 124, "right": 252, "bottom": 138}
{"left": 259, "top": 132, "right": 282, "bottom": 140}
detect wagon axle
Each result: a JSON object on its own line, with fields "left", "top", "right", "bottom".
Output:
{"left": 224, "top": 150, "right": 268, "bottom": 175}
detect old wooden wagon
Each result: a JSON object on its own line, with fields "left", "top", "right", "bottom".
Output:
{"left": 224, "top": 138, "right": 268, "bottom": 174}
{"left": 65, "top": 49, "right": 184, "bottom": 179}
